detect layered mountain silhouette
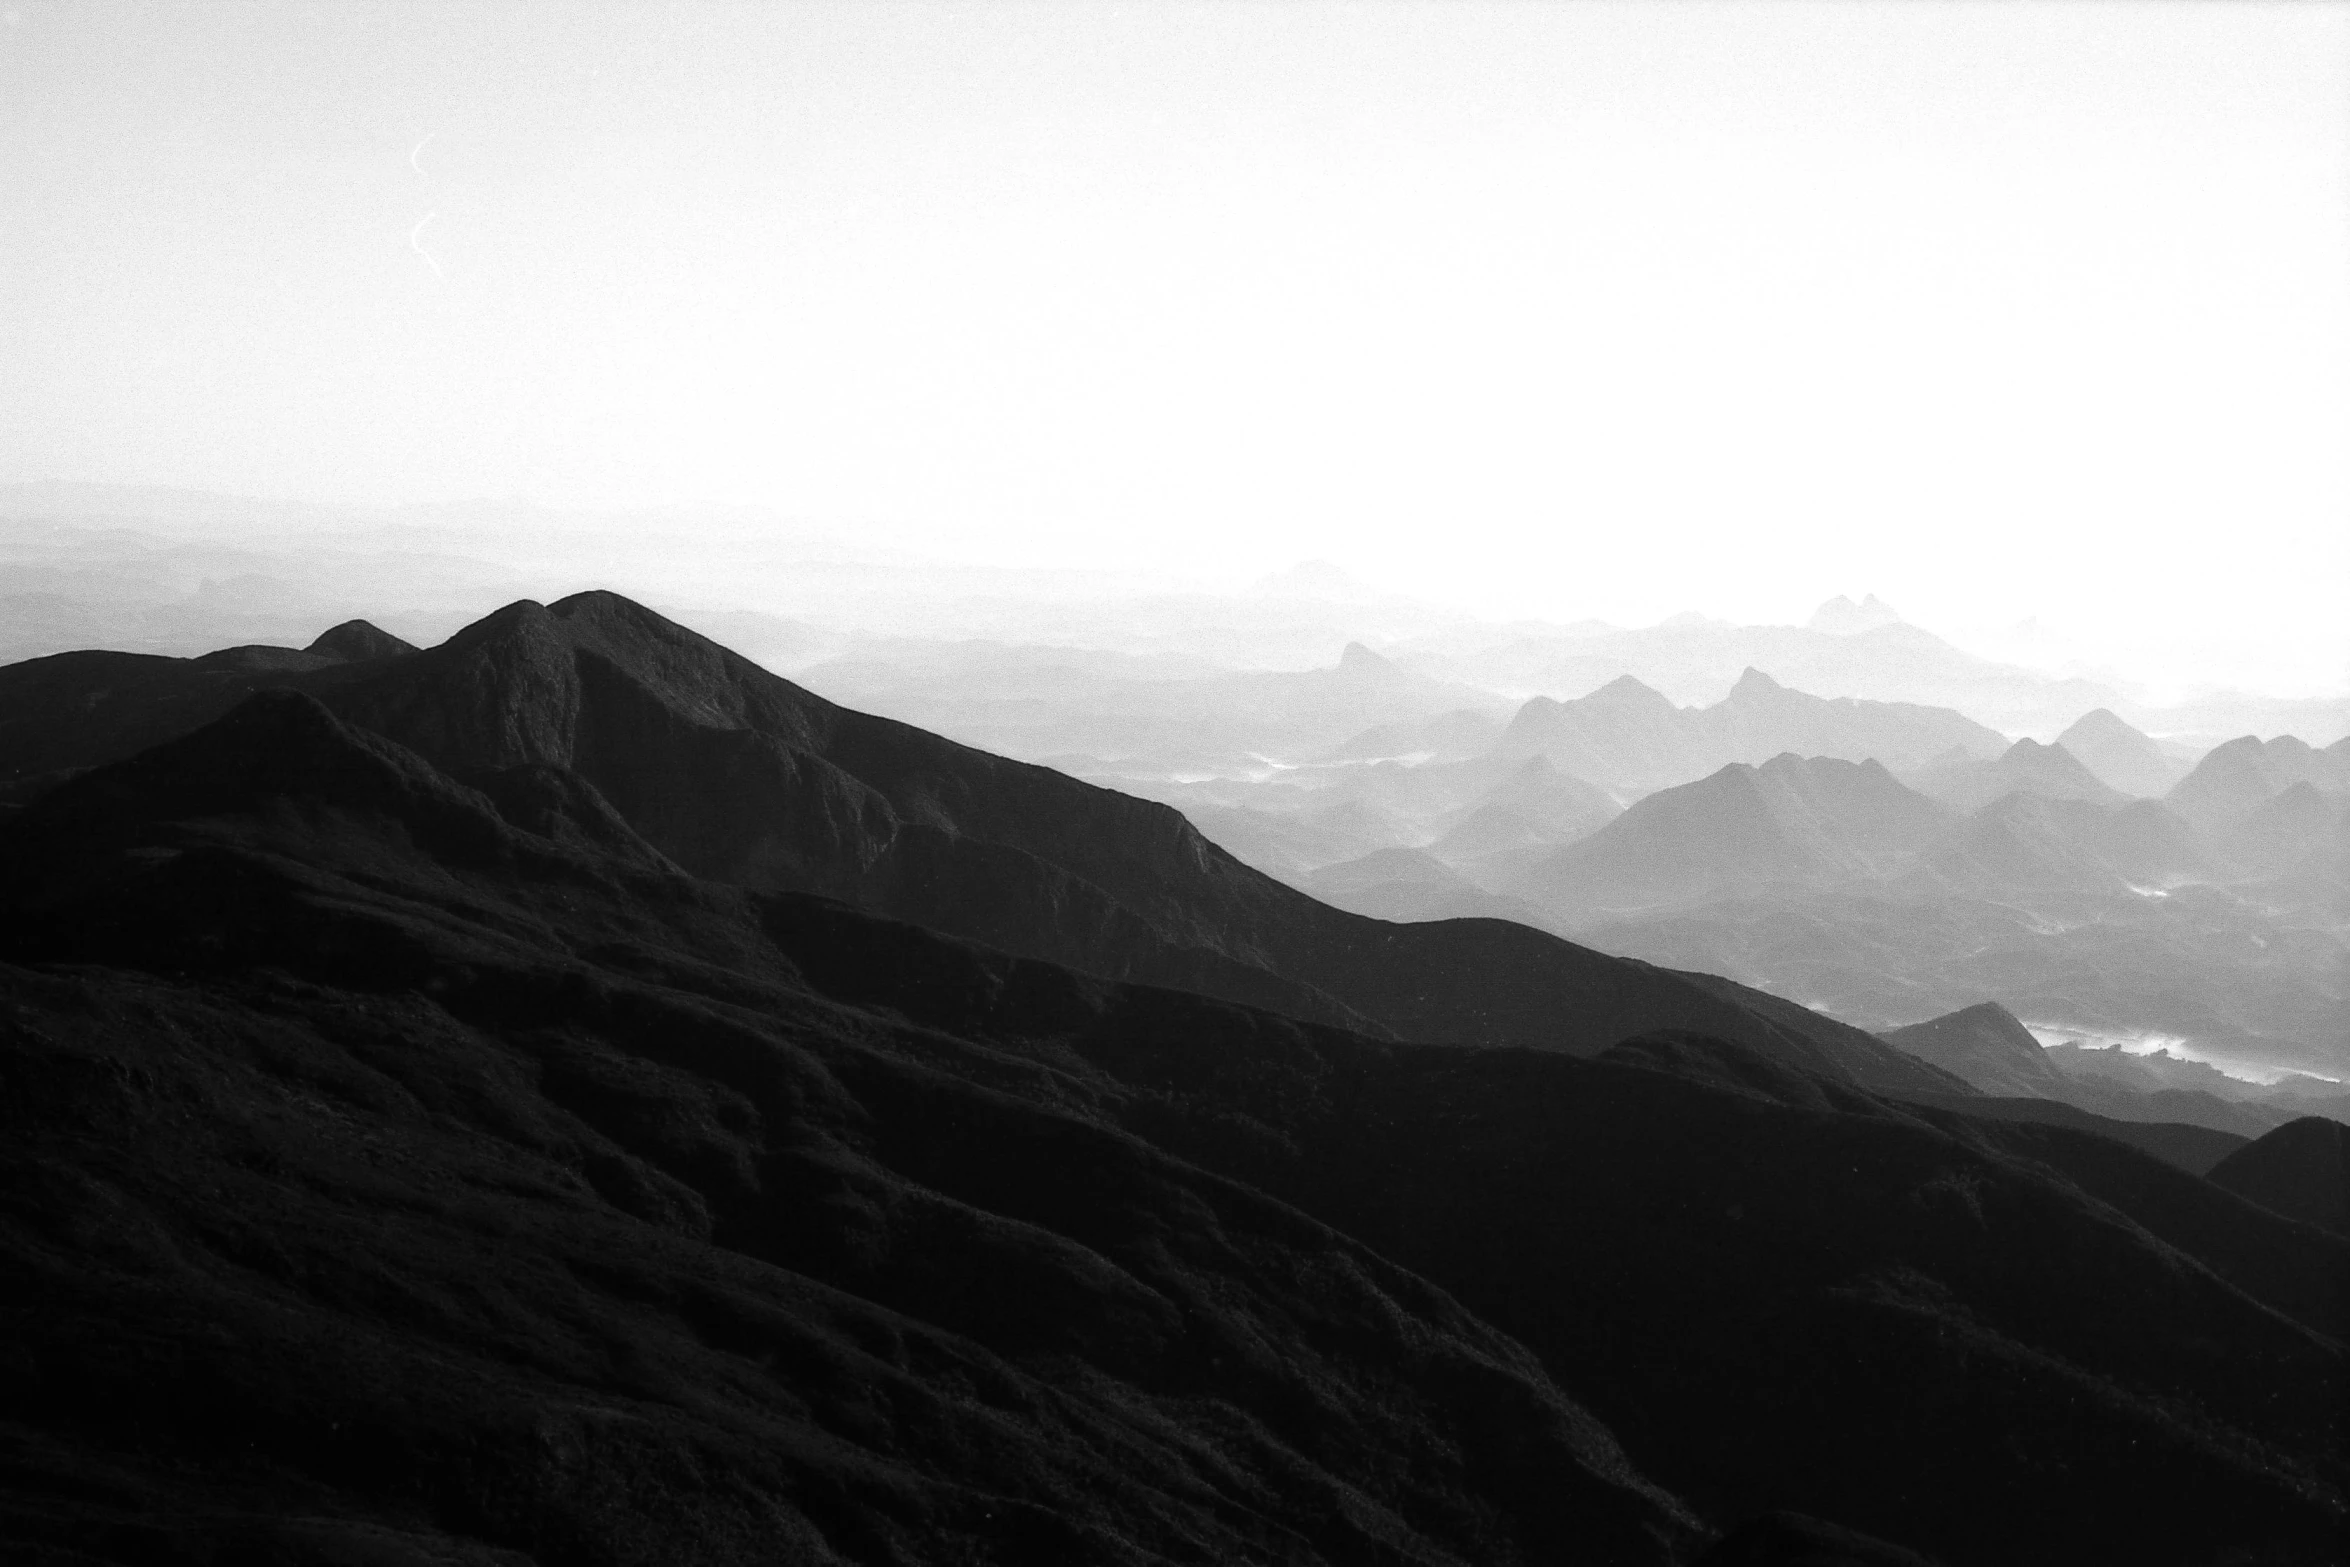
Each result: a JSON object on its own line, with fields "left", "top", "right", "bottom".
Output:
{"left": 4, "top": 669, "right": 2345, "bottom": 1564}
{"left": 0, "top": 593, "right": 1958, "bottom": 1096}
{"left": 1493, "top": 670, "right": 2005, "bottom": 795}
{"left": 2165, "top": 735, "right": 2350, "bottom": 833}
{"left": 1899, "top": 737, "right": 2124, "bottom": 815}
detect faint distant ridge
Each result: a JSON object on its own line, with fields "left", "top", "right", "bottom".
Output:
{"left": 1496, "top": 668, "right": 2006, "bottom": 794}
{"left": 1806, "top": 594, "right": 1904, "bottom": 635}
{"left": 1254, "top": 559, "right": 1360, "bottom": 598}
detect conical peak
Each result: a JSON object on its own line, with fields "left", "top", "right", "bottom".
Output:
{"left": 1728, "top": 667, "right": 1784, "bottom": 699}
{"left": 1586, "top": 674, "right": 1671, "bottom": 710}
{"left": 1337, "top": 641, "right": 1398, "bottom": 675}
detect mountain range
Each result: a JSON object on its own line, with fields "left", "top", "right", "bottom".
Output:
{"left": 4, "top": 592, "right": 2345, "bottom": 1565}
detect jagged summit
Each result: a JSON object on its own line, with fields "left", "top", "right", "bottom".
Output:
{"left": 1806, "top": 594, "right": 1903, "bottom": 635}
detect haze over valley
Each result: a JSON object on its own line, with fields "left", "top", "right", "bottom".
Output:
{"left": 6, "top": 5, "right": 2348, "bottom": 1564}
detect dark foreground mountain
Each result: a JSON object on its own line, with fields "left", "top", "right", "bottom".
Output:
{"left": 2, "top": 690, "right": 2344, "bottom": 1565}
{"left": 2209, "top": 1118, "right": 2350, "bottom": 1237}
{"left": 0, "top": 593, "right": 1956, "bottom": 1096}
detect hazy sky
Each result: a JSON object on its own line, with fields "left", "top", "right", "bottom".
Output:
{"left": 4, "top": 2, "right": 2346, "bottom": 694}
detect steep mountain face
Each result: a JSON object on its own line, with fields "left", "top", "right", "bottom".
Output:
{"left": 0, "top": 696, "right": 1700, "bottom": 1567}
{"left": 2208, "top": 1119, "right": 2350, "bottom": 1236}
{"left": 2056, "top": 707, "right": 2190, "bottom": 797}
{"left": 1879, "top": 1002, "right": 2074, "bottom": 1098}
{"left": 3, "top": 693, "right": 2342, "bottom": 1566}
{"left": 0, "top": 593, "right": 1959, "bottom": 1097}
{"left": 1900, "top": 738, "right": 2124, "bottom": 815}
{"left": 1511, "top": 756, "right": 1953, "bottom": 920}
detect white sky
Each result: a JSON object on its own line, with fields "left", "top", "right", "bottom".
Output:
{"left": 3, "top": 1, "right": 2346, "bottom": 695}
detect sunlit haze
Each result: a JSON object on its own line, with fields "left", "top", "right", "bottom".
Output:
{"left": 3, "top": 1, "right": 2346, "bottom": 697}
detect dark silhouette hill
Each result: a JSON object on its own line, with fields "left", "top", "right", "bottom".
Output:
{"left": 0, "top": 694, "right": 1699, "bottom": 1566}
{"left": 2056, "top": 707, "right": 2189, "bottom": 797}
{"left": 1880, "top": 1003, "right": 2071, "bottom": 1099}
{"left": 2209, "top": 1118, "right": 2350, "bottom": 1236}
{"left": 0, "top": 617, "right": 414, "bottom": 802}
{"left": 0, "top": 593, "right": 1959, "bottom": 1096}
{"left": 1886, "top": 1091, "right": 2250, "bottom": 1177}
{"left": 2, "top": 690, "right": 2343, "bottom": 1564}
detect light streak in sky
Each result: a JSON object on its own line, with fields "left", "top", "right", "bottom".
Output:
{"left": 409, "top": 212, "right": 443, "bottom": 279}
{"left": 410, "top": 134, "right": 435, "bottom": 177}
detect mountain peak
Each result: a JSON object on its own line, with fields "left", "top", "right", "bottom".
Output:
{"left": 1585, "top": 673, "right": 1672, "bottom": 710}
{"left": 306, "top": 620, "right": 418, "bottom": 664}
{"left": 1337, "top": 641, "right": 1399, "bottom": 676}
{"left": 1728, "top": 667, "right": 1785, "bottom": 699}
{"left": 1807, "top": 594, "right": 1904, "bottom": 635}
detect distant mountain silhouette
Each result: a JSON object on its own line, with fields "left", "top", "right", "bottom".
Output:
{"left": 1900, "top": 738, "right": 2124, "bottom": 815}
{"left": 2208, "top": 1118, "right": 2350, "bottom": 1236}
{"left": 2056, "top": 707, "right": 2189, "bottom": 797}
{"left": 1805, "top": 594, "right": 1904, "bottom": 635}
{"left": 1880, "top": 1002, "right": 2073, "bottom": 1098}
{"left": 2214, "top": 781, "right": 2350, "bottom": 881}
{"left": 3, "top": 699, "right": 2342, "bottom": 1562}
{"left": 0, "top": 592, "right": 1957, "bottom": 1095}
{"left": 1427, "top": 754, "right": 1622, "bottom": 874}
{"left": 1496, "top": 672, "right": 2005, "bottom": 795}
{"left": 2167, "top": 735, "right": 2350, "bottom": 832}
{"left": 1512, "top": 755, "right": 1954, "bottom": 919}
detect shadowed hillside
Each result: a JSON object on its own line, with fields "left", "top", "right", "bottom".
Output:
{"left": 2, "top": 686, "right": 2344, "bottom": 1564}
